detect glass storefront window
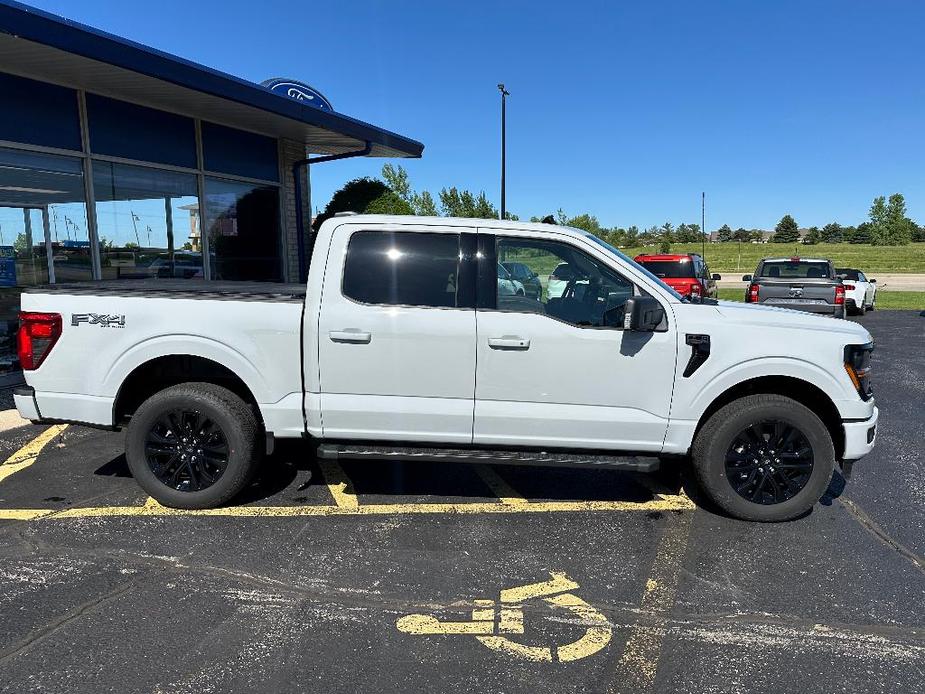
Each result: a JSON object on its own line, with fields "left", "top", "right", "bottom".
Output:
{"left": 94, "top": 162, "right": 200, "bottom": 280}
{"left": 204, "top": 178, "right": 281, "bottom": 282}
{"left": 0, "top": 147, "right": 89, "bottom": 370}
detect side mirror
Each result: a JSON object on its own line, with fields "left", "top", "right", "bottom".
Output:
{"left": 870, "top": 279, "right": 877, "bottom": 283}
{"left": 742, "top": 274, "right": 752, "bottom": 282}
{"left": 623, "top": 296, "right": 665, "bottom": 332}
{"left": 712, "top": 273, "right": 721, "bottom": 280}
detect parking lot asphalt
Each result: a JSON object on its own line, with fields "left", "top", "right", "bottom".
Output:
{"left": 0, "top": 310, "right": 923, "bottom": 694}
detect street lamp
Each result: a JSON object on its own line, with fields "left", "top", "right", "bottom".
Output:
{"left": 497, "top": 83, "right": 510, "bottom": 220}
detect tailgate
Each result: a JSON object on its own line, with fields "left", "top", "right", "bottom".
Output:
{"left": 759, "top": 280, "right": 836, "bottom": 305}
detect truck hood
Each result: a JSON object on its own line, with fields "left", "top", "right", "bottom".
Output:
{"left": 708, "top": 300, "right": 872, "bottom": 342}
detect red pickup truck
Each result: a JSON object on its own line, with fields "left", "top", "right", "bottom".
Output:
{"left": 634, "top": 253, "right": 719, "bottom": 299}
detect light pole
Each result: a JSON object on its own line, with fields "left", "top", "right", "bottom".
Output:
{"left": 497, "top": 83, "right": 510, "bottom": 220}
{"left": 701, "top": 192, "right": 706, "bottom": 258}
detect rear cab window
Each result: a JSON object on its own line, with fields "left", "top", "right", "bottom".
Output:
{"left": 760, "top": 261, "right": 832, "bottom": 279}
{"left": 635, "top": 258, "right": 696, "bottom": 278}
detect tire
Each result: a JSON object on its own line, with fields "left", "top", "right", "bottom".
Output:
{"left": 691, "top": 394, "right": 835, "bottom": 522}
{"left": 856, "top": 300, "right": 866, "bottom": 316}
{"left": 125, "top": 382, "right": 262, "bottom": 509}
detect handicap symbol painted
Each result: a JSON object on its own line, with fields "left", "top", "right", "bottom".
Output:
{"left": 396, "top": 572, "right": 612, "bottom": 662}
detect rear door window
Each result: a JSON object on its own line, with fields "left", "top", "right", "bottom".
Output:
{"left": 343, "top": 231, "right": 461, "bottom": 308}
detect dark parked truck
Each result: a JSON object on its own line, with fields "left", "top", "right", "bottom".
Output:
{"left": 743, "top": 257, "right": 845, "bottom": 318}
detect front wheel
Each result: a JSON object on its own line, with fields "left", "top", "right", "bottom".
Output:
{"left": 125, "top": 382, "right": 262, "bottom": 509}
{"left": 691, "top": 394, "right": 835, "bottom": 522}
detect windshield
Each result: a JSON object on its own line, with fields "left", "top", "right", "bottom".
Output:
{"left": 760, "top": 261, "right": 832, "bottom": 279}
{"left": 836, "top": 268, "right": 860, "bottom": 280}
{"left": 635, "top": 259, "right": 696, "bottom": 278}
{"left": 583, "top": 233, "right": 683, "bottom": 300}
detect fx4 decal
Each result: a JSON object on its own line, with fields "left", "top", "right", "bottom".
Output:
{"left": 71, "top": 313, "right": 126, "bottom": 328}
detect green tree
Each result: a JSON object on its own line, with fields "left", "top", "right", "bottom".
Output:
{"left": 438, "top": 187, "right": 498, "bottom": 219}
{"left": 881, "top": 193, "right": 913, "bottom": 245}
{"left": 851, "top": 222, "right": 872, "bottom": 244}
{"left": 912, "top": 222, "right": 925, "bottom": 242}
{"left": 732, "top": 227, "right": 750, "bottom": 242}
{"left": 314, "top": 177, "right": 389, "bottom": 230}
{"left": 821, "top": 222, "right": 843, "bottom": 243}
{"left": 13, "top": 233, "right": 29, "bottom": 254}
{"left": 566, "top": 213, "right": 603, "bottom": 234}
{"left": 364, "top": 191, "right": 414, "bottom": 215}
{"left": 414, "top": 190, "right": 439, "bottom": 216}
{"left": 381, "top": 164, "right": 413, "bottom": 203}
{"left": 716, "top": 224, "right": 733, "bottom": 242}
{"left": 771, "top": 214, "right": 800, "bottom": 243}
{"left": 624, "top": 225, "right": 639, "bottom": 246}
{"left": 803, "top": 226, "right": 822, "bottom": 245}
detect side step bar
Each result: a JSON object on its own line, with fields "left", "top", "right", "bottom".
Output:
{"left": 316, "top": 443, "right": 660, "bottom": 473}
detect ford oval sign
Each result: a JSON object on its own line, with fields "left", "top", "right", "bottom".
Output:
{"left": 261, "top": 78, "right": 333, "bottom": 112}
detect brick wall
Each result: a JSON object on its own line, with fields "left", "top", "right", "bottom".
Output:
{"left": 278, "top": 138, "right": 311, "bottom": 283}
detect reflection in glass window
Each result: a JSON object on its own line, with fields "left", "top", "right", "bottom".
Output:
{"left": 0, "top": 148, "right": 89, "bottom": 370}
{"left": 495, "top": 237, "right": 635, "bottom": 328}
{"left": 204, "top": 178, "right": 281, "bottom": 281}
{"left": 94, "top": 162, "right": 200, "bottom": 280}
{"left": 343, "top": 231, "right": 460, "bottom": 308}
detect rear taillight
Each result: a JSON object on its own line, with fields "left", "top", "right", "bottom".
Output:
{"left": 690, "top": 282, "right": 702, "bottom": 297}
{"left": 746, "top": 284, "right": 760, "bottom": 303}
{"left": 17, "top": 312, "right": 62, "bottom": 370}
{"left": 843, "top": 283, "right": 855, "bottom": 291}
{"left": 834, "top": 285, "right": 845, "bottom": 305}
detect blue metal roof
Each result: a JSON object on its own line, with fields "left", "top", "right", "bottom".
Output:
{"left": 0, "top": 0, "right": 423, "bottom": 158}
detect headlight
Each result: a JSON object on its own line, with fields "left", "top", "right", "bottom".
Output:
{"left": 844, "top": 342, "right": 873, "bottom": 400}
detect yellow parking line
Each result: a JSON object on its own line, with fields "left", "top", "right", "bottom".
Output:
{"left": 0, "top": 494, "right": 695, "bottom": 522}
{"left": 0, "top": 425, "right": 68, "bottom": 485}
{"left": 475, "top": 465, "right": 528, "bottom": 505}
{"left": 609, "top": 511, "right": 693, "bottom": 692}
{"left": 316, "top": 459, "right": 359, "bottom": 508}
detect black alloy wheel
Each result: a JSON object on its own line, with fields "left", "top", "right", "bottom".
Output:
{"left": 145, "top": 409, "right": 230, "bottom": 492}
{"left": 724, "top": 420, "right": 814, "bottom": 505}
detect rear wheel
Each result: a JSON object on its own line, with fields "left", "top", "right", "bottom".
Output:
{"left": 692, "top": 394, "right": 835, "bottom": 522}
{"left": 125, "top": 382, "right": 262, "bottom": 509}
{"left": 856, "top": 300, "right": 866, "bottom": 316}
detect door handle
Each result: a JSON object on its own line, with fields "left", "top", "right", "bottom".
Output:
{"left": 487, "top": 336, "right": 530, "bottom": 350}
{"left": 329, "top": 329, "right": 371, "bottom": 344}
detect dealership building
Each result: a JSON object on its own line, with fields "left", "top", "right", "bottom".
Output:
{"left": 0, "top": 0, "right": 423, "bottom": 370}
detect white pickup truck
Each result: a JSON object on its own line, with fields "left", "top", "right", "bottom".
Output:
{"left": 14, "top": 215, "right": 878, "bottom": 521}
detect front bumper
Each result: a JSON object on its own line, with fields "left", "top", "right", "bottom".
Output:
{"left": 842, "top": 406, "right": 878, "bottom": 461}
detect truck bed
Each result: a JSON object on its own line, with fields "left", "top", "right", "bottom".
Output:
{"left": 24, "top": 280, "right": 306, "bottom": 303}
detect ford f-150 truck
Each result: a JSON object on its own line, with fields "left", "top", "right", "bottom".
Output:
{"left": 14, "top": 216, "right": 878, "bottom": 521}
{"left": 743, "top": 257, "right": 846, "bottom": 318}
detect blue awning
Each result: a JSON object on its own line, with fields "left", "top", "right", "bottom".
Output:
{"left": 0, "top": 0, "right": 423, "bottom": 159}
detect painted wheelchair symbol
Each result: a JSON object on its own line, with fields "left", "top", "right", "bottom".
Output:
{"left": 396, "top": 572, "right": 612, "bottom": 662}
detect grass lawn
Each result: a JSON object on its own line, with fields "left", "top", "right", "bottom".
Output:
{"left": 716, "top": 287, "right": 925, "bottom": 310}
{"left": 624, "top": 242, "right": 925, "bottom": 275}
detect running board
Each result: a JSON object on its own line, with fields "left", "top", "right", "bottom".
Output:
{"left": 316, "top": 443, "right": 660, "bottom": 473}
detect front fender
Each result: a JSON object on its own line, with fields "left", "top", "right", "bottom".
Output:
{"left": 681, "top": 356, "right": 864, "bottom": 420}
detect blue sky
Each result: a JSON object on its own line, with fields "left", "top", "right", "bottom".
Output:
{"left": 27, "top": 0, "right": 925, "bottom": 231}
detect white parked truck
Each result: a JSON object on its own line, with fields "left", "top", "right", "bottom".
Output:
{"left": 14, "top": 216, "right": 878, "bottom": 521}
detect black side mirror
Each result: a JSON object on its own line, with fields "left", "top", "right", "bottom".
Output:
{"left": 623, "top": 296, "right": 665, "bottom": 332}
{"left": 870, "top": 278, "right": 877, "bottom": 283}
{"left": 712, "top": 273, "right": 721, "bottom": 280}
{"left": 742, "top": 274, "right": 752, "bottom": 282}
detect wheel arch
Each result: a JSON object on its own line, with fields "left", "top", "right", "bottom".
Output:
{"left": 113, "top": 354, "right": 262, "bottom": 426}
{"left": 694, "top": 375, "right": 844, "bottom": 459}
